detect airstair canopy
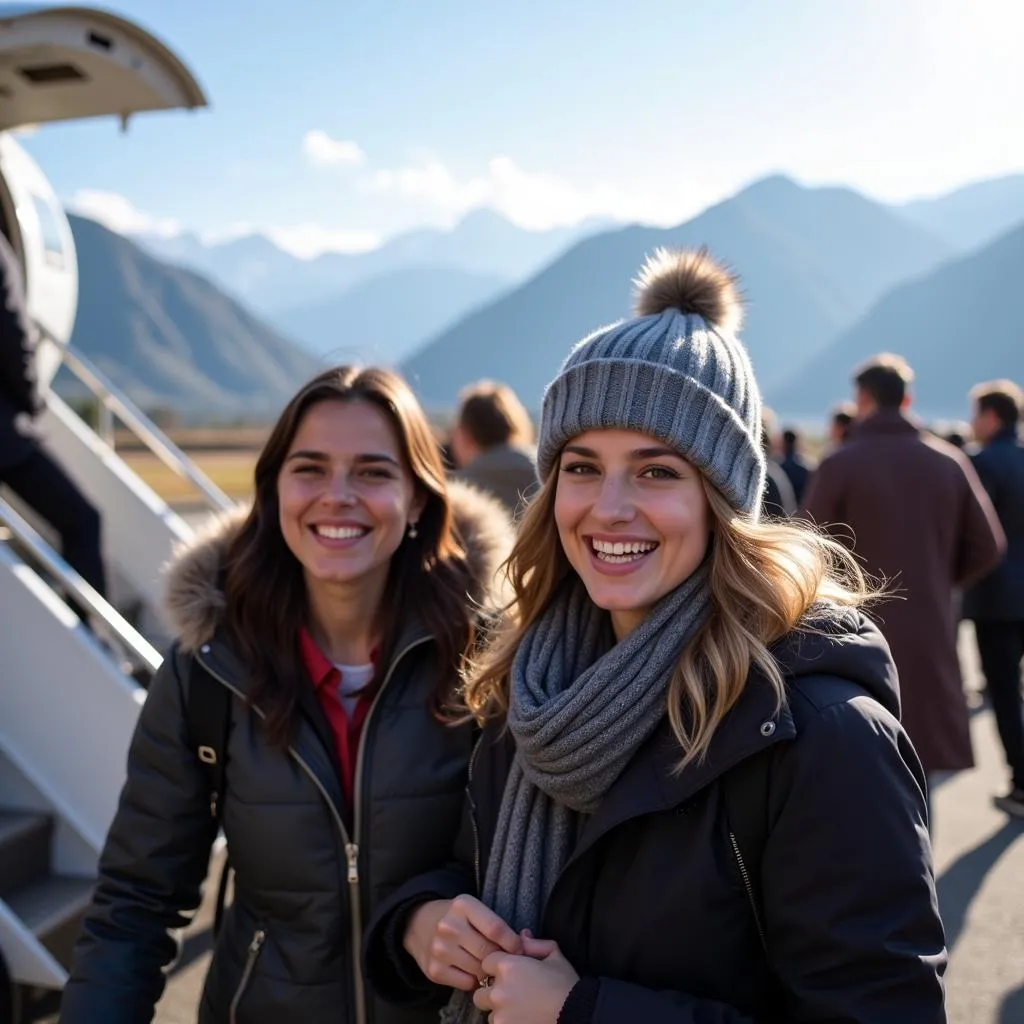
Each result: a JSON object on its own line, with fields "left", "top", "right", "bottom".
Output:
{"left": 0, "top": 4, "right": 206, "bottom": 131}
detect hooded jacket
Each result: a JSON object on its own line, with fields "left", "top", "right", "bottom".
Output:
{"left": 367, "top": 610, "right": 948, "bottom": 1023}
{"left": 61, "top": 481, "right": 514, "bottom": 1024}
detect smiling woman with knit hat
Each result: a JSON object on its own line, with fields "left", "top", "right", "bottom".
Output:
{"left": 364, "top": 250, "right": 947, "bottom": 1023}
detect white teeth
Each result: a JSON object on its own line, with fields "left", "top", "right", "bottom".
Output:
{"left": 591, "top": 539, "right": 656, "bottom": 555}
{"left": 590, "top": 539, "right": 657, "bottom": 562}
{"left": 314, "top": 525, "right": 366, "bottom": 540}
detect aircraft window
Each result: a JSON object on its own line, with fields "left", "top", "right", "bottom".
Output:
{"left": 88, "top": 32, "right": 114, "bottom": 52}
{"left": 31, "top": 194, "right": 65, "bottom": 267}
{"left": 18, "top": 64, "right": 87, "bottom": 84}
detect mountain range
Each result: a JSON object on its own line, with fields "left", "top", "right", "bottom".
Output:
{"left": 139, "top": 209, "right": 604, "bottom": 316}
{"left": 401, "top": 175, "right": 953, "bottom": 407}
{"left": 64, "top": 214, "right": 322, "bottom": 420}
{"left": 63, "top": 172, "right": 1024, "bottom": 423}
{"left": 138, "top": 209, "right": 606, "bottom": 367}
{"left": 772, "top": 219, "right": 1024, "bottom": 419}
{"left": 898, "top": 173, "right": 1024, "bottom": 252}
{"left": 267, "top": 264, "right": 509, "bottom": 364}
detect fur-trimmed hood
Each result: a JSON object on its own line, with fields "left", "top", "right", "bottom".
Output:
{"left": 164, "top": 479, "right": 514, "bottom": 654}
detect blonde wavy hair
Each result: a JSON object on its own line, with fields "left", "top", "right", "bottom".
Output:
{"left": 465, "top": 467, "right": 875, "bottom": 768}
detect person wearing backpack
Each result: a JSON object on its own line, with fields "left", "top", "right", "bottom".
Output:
{"left": 364, "top": 250, "right": 947, "bottom": 1023}
{"left": 60, "top": 366, "right": 514, "bottom": 1024}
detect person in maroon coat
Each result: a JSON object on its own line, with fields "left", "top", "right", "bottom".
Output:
{"left": 803, "top": 354, "right": 1005, "bottom": 802}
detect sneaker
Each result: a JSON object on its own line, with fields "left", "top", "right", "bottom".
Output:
{"left": 992, "top": 788, "right": 1024, "bottom": 819}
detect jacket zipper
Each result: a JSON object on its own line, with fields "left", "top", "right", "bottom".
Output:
{"left": 228, "top": 927, "right": 266, "bottom": 1024}
{"left": 349, "top": 636, "right": 431, "bottom": 1024}
{"left": 197, "top": 639, "right": 429, "bottom": 1024}
{"left": 728, "top": 832, "right": 768, "bottom": 954}
{"left": 467, "top": 732, "right": 485, "bottom": 893}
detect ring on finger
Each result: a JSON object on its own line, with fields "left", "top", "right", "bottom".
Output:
{"left": 478, "top": 975, "right": 493, "bottom": 989}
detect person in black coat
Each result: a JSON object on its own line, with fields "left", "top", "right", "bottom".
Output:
{"left": 779, "top": 426, "right": 813, "bottom": 505}
{"left": 964, "top": 379, "right": 1024, "bottom": 818}
{"left": 61, "top": 367, "right": 514, "bottom": 1024}
{"left": 759, "top": 409, "right": 796, "bottom": 519}
{"left": 365, "top": 250, "right": 946, "bottom": 1024}
{"left": 0, "top": 230, "right": 107, "bottom": 603}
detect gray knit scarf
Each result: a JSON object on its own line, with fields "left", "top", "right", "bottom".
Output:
{"left": 440, "top": 561, "right": 711, "bottom": 1024}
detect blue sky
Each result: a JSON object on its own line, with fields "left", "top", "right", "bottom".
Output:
{"left": 18, "top": 0, "right": 1024, "bottom": 257}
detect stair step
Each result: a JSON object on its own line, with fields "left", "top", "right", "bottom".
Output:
{"left": 5, "top": 873, "right": 95, "bottom": 971}
{"left": 0, "top": 811, "right": 52, "bottom": 901}
{"left": 5, "top": 874, "right": 94, "bottom": 940}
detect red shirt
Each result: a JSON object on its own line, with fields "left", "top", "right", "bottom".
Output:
{"left": 298, "top": 628, "right": 377, "bottom": 808}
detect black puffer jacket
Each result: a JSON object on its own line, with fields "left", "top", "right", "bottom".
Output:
{"left": 0, "top": 230, "right": 41, "bottom": 472}
{"left": 61, "top": 482, "right": 513, "bottom": 1024}
{"left": 368, "top": 611, "right": 947, "bottom": 1023}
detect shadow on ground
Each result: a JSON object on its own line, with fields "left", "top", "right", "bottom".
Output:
{"left": 999, "top": 984, "right": 1024, "bottom": 1024}
{"left": 936, "top": 820, "right": 1023, "bottom": 951}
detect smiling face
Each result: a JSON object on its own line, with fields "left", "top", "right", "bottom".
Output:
{"left": 554, "top": 428, "right": 712, "bottom": 640}
{"left": 277, "top": 398, "right": 425, "bottom": 605}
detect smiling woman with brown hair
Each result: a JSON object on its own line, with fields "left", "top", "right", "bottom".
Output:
{"left": 61, "top": 366, "right": 514, "bottom": 1024}
{"left": 366, "top": 251, "right": 947, "bottom": 1024}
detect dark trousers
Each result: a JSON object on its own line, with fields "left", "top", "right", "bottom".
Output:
{"left": 973, "top": 620, "right": 1024, "bottom": 792}
{"left": 1, "top": 446, "right": 107, "bottom": 613}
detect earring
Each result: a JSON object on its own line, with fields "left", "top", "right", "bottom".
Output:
{"left": 407, "top": 522, "right": 418, "bottom": 539}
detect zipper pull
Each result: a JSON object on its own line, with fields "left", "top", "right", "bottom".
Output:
{"left": 249, "top": 929, "right": 266, "bottom": 954}
{"left": 345, "top": 842, "right": 359, "bottom": 884}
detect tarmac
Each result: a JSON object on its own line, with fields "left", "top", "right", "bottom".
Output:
{"left": 27, "top": 623, "right": 1024, "bottom": 1023}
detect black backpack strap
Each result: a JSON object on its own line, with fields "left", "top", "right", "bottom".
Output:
{"left": 722, "top": 749, "right": 772, "bottom": 956}
{"left": 185, "top": 655, "right": 233, "bottom": 937}
{"left": 186, "top": 656, "right": 232, "bottom": 822}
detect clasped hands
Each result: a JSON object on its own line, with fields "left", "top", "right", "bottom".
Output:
{"left": 404, "top": 894, "right": 579, "bottom": 1024}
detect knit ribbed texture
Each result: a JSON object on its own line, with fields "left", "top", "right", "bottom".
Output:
{"left": 537, "top": 308, "right": 765, "bottom": 516}
{"left": 440, "top": 563, "right": 711, "bottom": 1024}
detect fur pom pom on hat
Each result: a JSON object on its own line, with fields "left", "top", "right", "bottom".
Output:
{"left": 633, "top": 246, "right": 744, "bottom": 333}
{"left": 537, "top": 247, "right": 766, "bottom": 516}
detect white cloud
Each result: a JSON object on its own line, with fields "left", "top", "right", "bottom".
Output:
{"left": 64, "top": 192, "right": 378, "bottom": 260}
{"left": 302, "top": 130, "right": 366, "bottom": 168}
{"left": 369, "top": 160, "right": 490, "bottom": 216}
{"left": 367, "top": 155, "right": 700, "bottom": 231}
{"left": 66, "top": 189, "right": 180, "bottom": 238}
{"left": 265, "top": 223, "right": 381, "bottom": 260}
{"left": 198, "top": 222, "right": 258, "bottom": 246}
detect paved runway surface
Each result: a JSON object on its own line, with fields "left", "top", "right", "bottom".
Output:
{"left": 27, "top": 623, "right": 1024, "bottom": 1023}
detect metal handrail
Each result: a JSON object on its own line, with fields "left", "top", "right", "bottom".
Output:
{"left": 57, "top": 342, "right": 236, "bottom": 514}
{"left": 0, "top": 495, "right": 162, "bottom": 675}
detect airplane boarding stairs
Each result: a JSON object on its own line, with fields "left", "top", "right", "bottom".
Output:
{"left": 0, "top": 343, "right": 236, "bottom": 1020}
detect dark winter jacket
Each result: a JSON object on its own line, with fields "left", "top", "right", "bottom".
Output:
{"left": 61, "top": 482, "right": 514, "bottom": 1024}
{"left": 0, "top": 231, "right": 41, "bottom": 472}
{"left": 452, "top": 443, "right": 539, "bottom": 519}
{"left": 963, "top": 429, "right": 1024, "bottom": 622}
{"left": 761, "top": 460, "right": 796, "bottom": 519}
{"left": 780, "top": 452, "right": 812, "bottom": 505}
{"left": 366, "top": 610, "right": 947, "bottom": 1023}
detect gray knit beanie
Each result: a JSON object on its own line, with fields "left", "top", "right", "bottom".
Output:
{"left": 537, "top": 247, "right": 766, "bottom": 517}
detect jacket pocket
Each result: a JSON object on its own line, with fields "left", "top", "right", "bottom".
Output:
{"left": 229, "top": 927, "right": 267, "bottom": 1024}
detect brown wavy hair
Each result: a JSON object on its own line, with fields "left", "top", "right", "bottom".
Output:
{"left": 464, "top": 465, "right": 874, "bottom": 768}
{"left": 224, "top": 366, "right": 477, "bottom": 747}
